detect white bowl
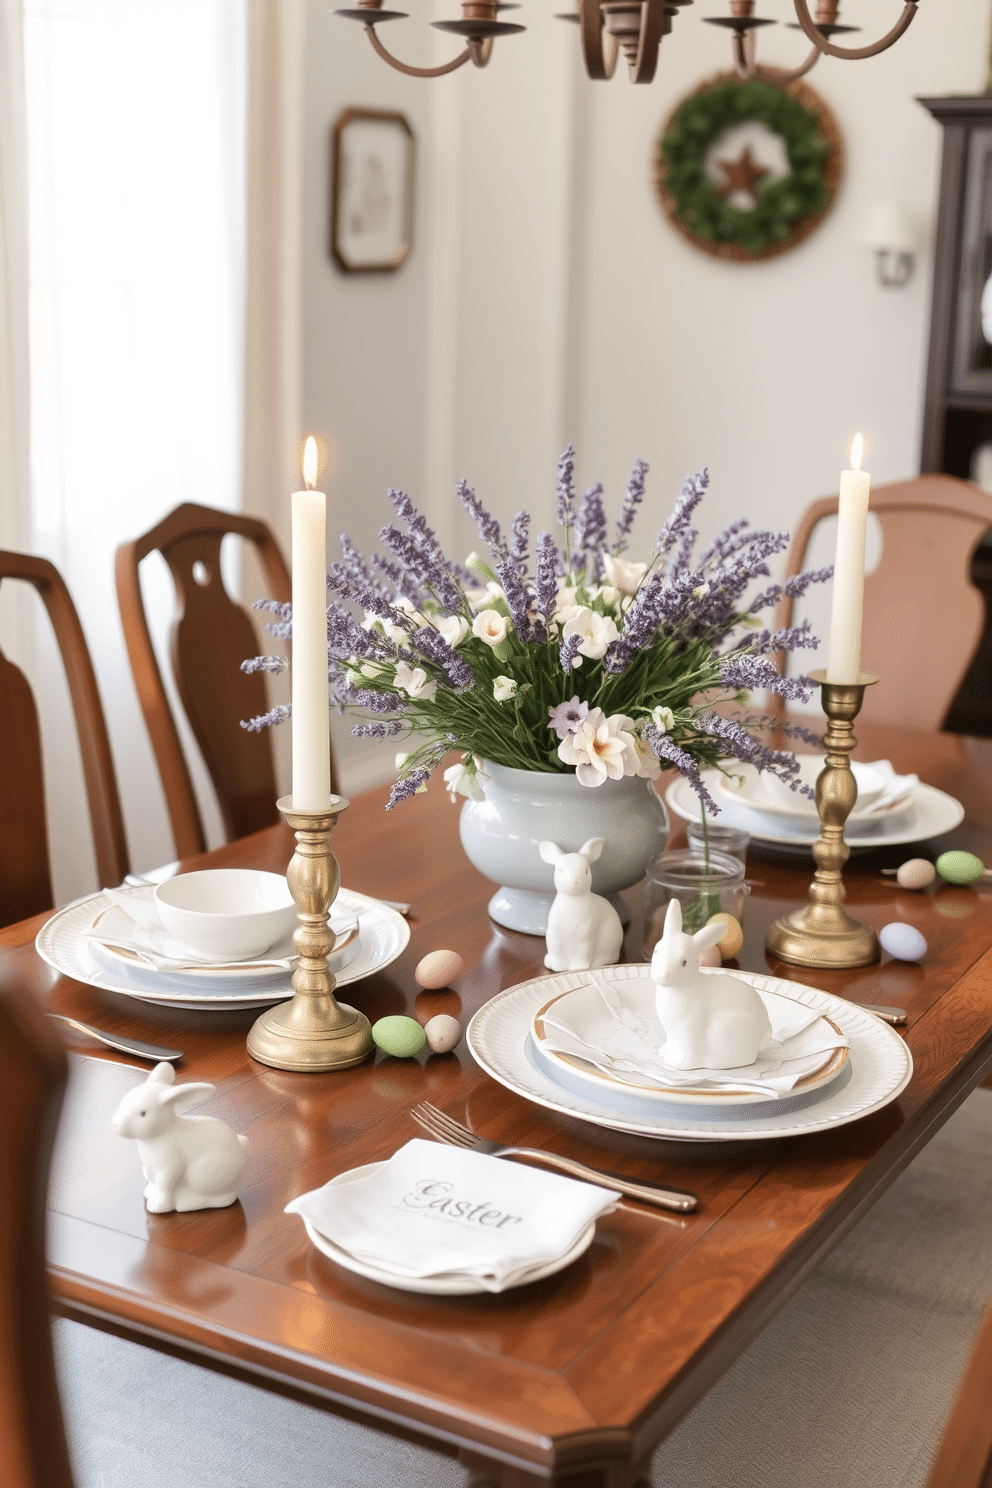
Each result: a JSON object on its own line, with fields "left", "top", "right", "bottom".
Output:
{"left": 731, "top": 758, "right": 888, "bottom": 816}
{"left": 154, "top": 870, "right": 297, "bottom": 960}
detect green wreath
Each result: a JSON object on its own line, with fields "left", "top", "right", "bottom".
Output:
{"left": 656, "top": 75, "right": 842, "bottom": 261}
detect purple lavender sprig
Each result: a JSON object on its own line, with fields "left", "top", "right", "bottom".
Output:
{"left": 241, "top": 703, "right": 291, "bottom": 732}
{"left": 458, "top": 478, "right": 507, "bottom": 560}
{"left": 556, "top": 445, "right": 576, "bottom": 533}
{"left": 643, "top": 725, "right": 720, "bottom": 814}
{"left": 719, "top": 652, "right": 815, "bottom": 703}
{"left": 614, "top": 458, "right": 648, "bottom": 555}
{"left": 577, "top": 483, "right": 607, "bottom": 582}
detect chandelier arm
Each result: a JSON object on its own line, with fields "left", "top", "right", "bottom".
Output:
{"left": 364, "top": 24, "right": 475, "bottom": 75}
{"left": 580, "top": 0, "right": 618, "bottom": 81}
{"left": 630, "top": 0, "right": 669, "bottom": 84}
{"left": 468, "top": 35, "right": 495, "bottom": 65}
{"left": 738, "top": 34, "right": 821, "bottom": 82}
{"left": 792, "top": 0, "right": 917, "bottom": 60}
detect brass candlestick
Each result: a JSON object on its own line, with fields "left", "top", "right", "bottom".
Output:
{"left": 246, "top": 796, "right": 374, "bottom": 1072}
{"left": 765, "top": 668, "right": 880, "bottom": 970}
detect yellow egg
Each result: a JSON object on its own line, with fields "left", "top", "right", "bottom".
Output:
{"left": 706, "top": 912, "right": 744, "bottom": 960}
{"left": 414, "top": 949, "right": 464, "bottom": 990}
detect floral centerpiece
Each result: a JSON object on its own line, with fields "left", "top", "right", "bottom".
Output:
{"left": 244, "top": 447, "right": 827, "bottom": 827}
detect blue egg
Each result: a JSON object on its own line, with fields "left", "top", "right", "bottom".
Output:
{"left": 879, "top": 921, "right": 927, "bottom": 962}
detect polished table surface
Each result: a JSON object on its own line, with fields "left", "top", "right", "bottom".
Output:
{"left": 4, "top": 720, "right": 992, "bottom": 1487}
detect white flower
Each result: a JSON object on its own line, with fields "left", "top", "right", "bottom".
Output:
{"left": 472, "top": 609, "right": 511, "bottom": 647}
{"left": 394, "top": 752, "right": 410, "bottom": 770}
{"left": 651, "top": 705, "right": 675, "bottom": 733}
{"left": 435, "top": 613, "right": 469, "bottom": 648}
{"left": 561, "top": 607, "right": 619, "bottom": 661}
{"left": 465, "top": 551, "right": 484, "bottom": 574}
{"left": 557, "top": 708, "right": 639, "bottom": 788}
{"left": 493, "top": 675, "right": 517, "bottom": 702}
{"left": 395, "top": 596, "right": 429, "bottom": 628}
{"left": 393, "top": 661, "right": 436, "bottom": 702}
{"left": 360, "top": 659, "right": 391, "bottom": 679}
{"left": 363, "top": 608, "right": 407, "bottom": 645}
{"left": 598, "top": 585, "right": 621, "bottom": 610}
{"left": 602, "top": 553, "right": 648, "bottom": 596}
{"left": 629, "top": 731, "right": 661, "bottom": 781}
{"left": 554, "top": 583, "right": 578, "bottom": 615}
{"left": 443, "top": 757, "right": 487, "bottom": 803}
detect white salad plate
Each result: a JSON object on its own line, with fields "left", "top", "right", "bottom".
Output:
{"left": 667, "top": 769, "right": 964, "bottom": 852}
{"left": 467, "top": 965, "right": 913, "bottom": 1144}
{"left": 300, "top": 1163, "right": 595, "bottom": 1295}
{"left": 717, "top": 759, "right": 915, "bottom": 823}
{"left": 36, "top": 887, "right": 409, "bottom": 1011}
{"left": 531, "top": 981, "right": 849, "bottom": 1109}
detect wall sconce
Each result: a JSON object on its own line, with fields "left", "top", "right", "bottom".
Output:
{"left": 861, "top": 200, "right": 915, "bottom": 288}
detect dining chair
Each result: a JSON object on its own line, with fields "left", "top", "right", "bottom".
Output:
{"left": 924, "top": 1299, "right": 992, "bottom": 1488}
{"left": 771, "top": 475, "right": 992, "bottom": 731}
{"left": 0, "top": 552, "right": 129, "bottom": 926}
{"left": 0, "top": 970, "right": 75, "bottom": 1488}
{"left": 116, "top": 503, "right": 335, "bottom": 861}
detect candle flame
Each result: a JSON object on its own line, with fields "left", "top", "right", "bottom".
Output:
{"left": 302, "top": 436, "right": 319, "bottom": 491}
{"left": 850, "top": 432, "right": 864, "bottom": 472}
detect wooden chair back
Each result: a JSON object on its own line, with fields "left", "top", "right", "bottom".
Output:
{"left": 772, "top": 475, "right": 992, "bottom": 730}
{"left": 0, "top": 552, "right": 129, "bottom": 926}
{"left": 925, "top": 1300, "right": 992, "bottom": 1488}
{"left": 115, "top": 503, "right": 331, "bottom": 861}
{"left": 0, "top": 972, "right": 74, "bottom": 1488}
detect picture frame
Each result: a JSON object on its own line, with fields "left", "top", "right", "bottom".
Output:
{"left": 330, "top": 107, "right": 415, "bottom": 274}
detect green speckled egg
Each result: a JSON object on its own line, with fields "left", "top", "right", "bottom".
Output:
{"left": 935, "top": 850, "right": 986, "bottom": 886}
{"left": 372, "top": 1016, "right": 427, "bottom": 1059}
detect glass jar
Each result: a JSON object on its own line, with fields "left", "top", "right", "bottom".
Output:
{"left": 686, "top": 820, "right": 750, "bottom": 865}
{"left": 643, "top": 849, "right": 747, "bottom": 957}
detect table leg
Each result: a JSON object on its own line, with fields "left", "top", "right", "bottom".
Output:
{"left": 459, "top": 1449, "right": 653, "bottom": 1487}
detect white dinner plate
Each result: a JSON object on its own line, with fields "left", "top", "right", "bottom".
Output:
{"left": 467, "top": 965, "right": 913, "bottom": 1143}
{"left": 36, "top": 888, "right": 409, "bottom": 1011}
{"left": 299, "top": 1162, "right": 595, "bottom": 1294}
{"left": 666, "top": 771, "right": 964, "bottom": 852}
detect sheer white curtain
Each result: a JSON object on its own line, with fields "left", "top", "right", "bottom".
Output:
{"left": 0, "top": 0, "right": 30, "bottom": 656}
{"left": 24, "top": 0, "right": 248, "bottom": 900}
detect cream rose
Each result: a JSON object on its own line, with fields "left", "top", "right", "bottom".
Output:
{"left": 602, "top": 553, "right": 648, "bottom": 596}
{"left": 472, "top": 609, "right": 511, "bottom": 646}
{"left": 561, "top": 607, "right": 619, "bottom": 661}
{"left": 493, "top": 675, "right": 518, "bottom": 701}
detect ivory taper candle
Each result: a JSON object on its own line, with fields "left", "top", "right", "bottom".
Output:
{"left": 291, "top": 436, "right": 332, "bottom": 811}
{"left": 825, "top": 432, "right": 871, "bottom": 685}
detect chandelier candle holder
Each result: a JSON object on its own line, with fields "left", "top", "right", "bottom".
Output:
{"left": 765, "top": 670, "right": 880, "bottom": 970}
{"left": 335, "top": 0, "right": 920, "bottom": 86}
{"left": 246, "top": 796, "right": 375, "bottom": 1072}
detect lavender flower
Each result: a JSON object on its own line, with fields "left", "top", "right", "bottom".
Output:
{"left": 655, "top": 468, "right": 709, "bottom": 562}
{"left": 386, "top": 767, "right": 431, "bottom": 810}
{"left": 510, "top": 510, "right": 531, "bottom": 571}
{"left": 458, "top": 479, "right": 506, "bottom": 559}
{"left": 559, "top": 633, "right": 582, "bottom": 673}
{"left": 577, "top": 483, "right": 607, "bottom": 580}
{"left": 411, "top": 624, "right": 475, "bottom": 689}
{"left": 496, "top": 553, "right": 534, "bottom": 641}
{"left": 548, "top": 697, "right": 590, "bottom": 739}
{"left": 240, "top": 655, "right": 287, "bottom": 675}
{"left": 720, "top": 652, "right": 814, "bottom": 702}
{"left": 555, "top": 445, "right": 576, "bottom": 532}
{"left": 614, "top": 458, "right": 648, "bottom": 555}
{"left": 352, "top": 719, "right": 406, "bottom": 739}
{"left": 643, "top": 726, "right": 720, "bottom": 814}
{"left": 241, "top": 703, "right": 291, "bottom": 732}
{"left": 534, "top": 531, "right": 559, "bottom": 625}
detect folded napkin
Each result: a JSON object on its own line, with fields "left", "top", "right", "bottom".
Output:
{"left": 286, "top": 1139, "right": 618, "bottom": 1292}
{"left": 81, "top": 885, "right": 360, "bottom": 973}
{"left": 851, "top": 759, "right": 919, "bottom": 818}
{"left": 536, "top": 972, "right": 848, "bottom": 1099}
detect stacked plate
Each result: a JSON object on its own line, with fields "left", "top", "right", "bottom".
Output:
{"left": 36, "top": 885, "right": 409, "bottom": 1011}
{"left": 666, "top": 756, "right": 964, "bottom": 855}
{"left": 467, "top": 964, "right": 913, "bottom": 1143}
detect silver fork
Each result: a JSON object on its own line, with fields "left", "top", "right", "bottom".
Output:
{"left": 410, "top": 1102, "right": 698, "bottom": 1212}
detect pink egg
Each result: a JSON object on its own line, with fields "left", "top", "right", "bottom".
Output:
{"left": 698, "top": 945, "right": 722, "bottom": 968}
{"left": 414, "top": 949, "right": 464, "bottom": 990}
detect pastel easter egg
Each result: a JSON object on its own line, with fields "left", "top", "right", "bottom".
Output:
{"left": 895, "top": 858, "right": 937, "bottom": 890}
{"left": 935, "top": 850, "right": 986, "bottom": 886}
{"left": 372, "top": 1015, "right": 427, "bottom": 1059}
{"left": 879, "top": 922, "right": 927, "bottom": 962}
{"left": 414, "top": 949, "right": 464, "bottom": 990}
{"left": 698, "top": 944, "right": 722, "bottom": 969}
{"left": 706, "top": 912, "right": 744, "bottom": 960}
{"left": 424, "top": 1014, "right": 462, "bottom": 1054}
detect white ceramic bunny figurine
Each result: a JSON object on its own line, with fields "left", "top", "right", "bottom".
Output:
{"left": 539, "top": 837, "right": 624, "bottom": 972}
{"left": 650, "top": 898, "right": 771, "bottom": 1070}
{"left": 112, "top": 1062, "right": 249, "bottom": 1213}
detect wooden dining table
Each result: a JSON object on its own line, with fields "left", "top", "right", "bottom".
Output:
{"left": 4, "top": 718, "right": 992, "bottom": 1488}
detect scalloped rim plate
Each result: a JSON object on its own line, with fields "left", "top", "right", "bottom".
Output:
{"left": 468, "top": 965, "right": 912, "bottom": 1143}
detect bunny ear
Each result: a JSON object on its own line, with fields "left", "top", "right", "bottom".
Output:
{"left": 580, "top": 837, "right": 604, "bottom": 863}
{"left": 693, "top": 921, "right": 725, "bottom": 952}
{"left": 149, "top": 1062, "right": 176, "bottom": 1086}
{"left": 158, "top": 1081, "right": 216, "bottom": 1111}
{"left": 664, "top": 898, "right": 683, "bottom": 936}
{"left": 539, "top": 841, "right": 562, "bottom": 865}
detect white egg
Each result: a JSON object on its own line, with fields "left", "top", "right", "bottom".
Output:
{"left": 424, "top": 1014, "right": 462, "bottom": 1054}
{"left": 879, "top": 921, "right": 927, "bottom": 962}
{"left": 895, "top": 858, "right": 936, "bottom": 890}
{"left": 415, "top": 949, "right": 464, "bottom": 990}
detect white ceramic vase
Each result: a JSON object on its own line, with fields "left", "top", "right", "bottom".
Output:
{"left": 459, "top": 763, "right": 668, "bottom": 935}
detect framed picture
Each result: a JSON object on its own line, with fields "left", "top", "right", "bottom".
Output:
{"left": 330, "top": 107, "right": 415, "bottom": 274}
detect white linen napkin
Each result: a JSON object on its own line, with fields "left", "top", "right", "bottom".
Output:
{"left": 286, "top": 1139, "right": 618, "bottom": 1292}
{"left": 536, "top": 972, "right": 848, "bottom": 1098}
{"left": 81, "top": 884, "right": 359, "bottom": 973}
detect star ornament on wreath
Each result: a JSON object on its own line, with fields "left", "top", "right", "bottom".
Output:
{"left": 655, "top": 72, "right": 843, "bottom": 263}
